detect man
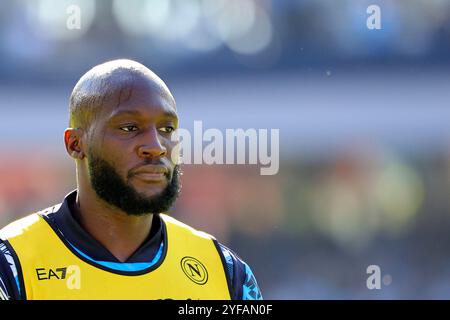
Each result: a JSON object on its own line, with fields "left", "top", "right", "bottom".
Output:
{"left": 0, "top": 59, "right": 262, "bottom": 300}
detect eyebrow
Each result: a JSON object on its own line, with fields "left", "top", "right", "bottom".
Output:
{"left": 109, "top": 109, "right": 178, "bottom": 120}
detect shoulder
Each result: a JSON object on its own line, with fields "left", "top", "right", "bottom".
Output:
{"left": 217, "top": 242, "right": 263, "bottom": 300}
{"left": 160, "top": 215, "right": 263, "bottom": 300}
{"left": 160, "top": 214, "right": 216, "bottom": 241}
{"left": 0, "top": 206, "right": 62, "bottom": 257}
{"left": 0, "top": 205, "right": 62, "bottom": 300}
{"left": 0, "top": 204, "right": 62, "bottom": 242}
{"left": 0, "top": 214, "right": 42, "bottom": 241}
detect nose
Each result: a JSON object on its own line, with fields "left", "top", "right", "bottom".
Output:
{"left": 137, "top": 127, "right": 167, "bottom": 159}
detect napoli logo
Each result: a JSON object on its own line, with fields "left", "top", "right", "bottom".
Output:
{"left": 180, "top": 256, "right": 208, "bottom": 285}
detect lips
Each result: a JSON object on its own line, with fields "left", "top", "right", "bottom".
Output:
{"left": 131, "top": 165, "right": 169, "bottom": 182}
{"left": 135, "top": 172, "right": 166, "bottom": 181}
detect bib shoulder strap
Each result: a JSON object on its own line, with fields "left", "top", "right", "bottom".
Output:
{"left": 160, "top": 214, "right": 217, "bottom": 242}
{"left": 0, "top": 214, "right": 45, "bottom": 242}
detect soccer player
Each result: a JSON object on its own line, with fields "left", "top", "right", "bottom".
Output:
{"left": 0, "top": 59, "right": 262, "bottom": 300}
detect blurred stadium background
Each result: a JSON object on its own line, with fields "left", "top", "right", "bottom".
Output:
{"left": 2, "top": 0, "right": 450, "bottom": 299}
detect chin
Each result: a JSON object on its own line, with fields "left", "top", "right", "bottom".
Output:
{"left": 136, "top": 184, "right": 167, "bottom": 198}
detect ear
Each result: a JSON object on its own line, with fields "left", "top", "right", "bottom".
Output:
{"left": 64, "top": 128, "right": 85, "bottom": 160}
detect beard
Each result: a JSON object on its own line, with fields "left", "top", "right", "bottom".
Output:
{"left": 87, "top": 150, "right": 181, "bottom": 216}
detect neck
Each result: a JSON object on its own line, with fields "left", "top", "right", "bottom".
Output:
{"left": 74, "top": 187, "right": 153, "bottom": 262}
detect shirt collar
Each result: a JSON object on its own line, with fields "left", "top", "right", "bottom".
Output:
{"left": 46, "top": 189, "right": 164, "bottom": 263}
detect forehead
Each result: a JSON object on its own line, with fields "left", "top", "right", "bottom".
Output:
{"left": 101, "top": 81, "right": 177, "bottom": 122}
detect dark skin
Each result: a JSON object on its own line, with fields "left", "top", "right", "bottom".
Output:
{"left": 64, "top": 71, "right": 179, "bottom": 262}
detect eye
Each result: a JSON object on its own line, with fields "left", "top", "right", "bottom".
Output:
{"left": 120, "top": 125, "right": 138, "bottom": 132}
{"left": 159, "top": 126, "right": 175, "bottom": 133}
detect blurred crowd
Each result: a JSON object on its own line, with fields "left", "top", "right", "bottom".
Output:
{"left": 1, "top": 0, "right": 450, "bottom": 81}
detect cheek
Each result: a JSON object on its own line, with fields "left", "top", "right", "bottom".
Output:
{"left": 168, "top": 144, "right": 180, "bottom": 165}
{"left": 165, "top": 139, "right": 180, "bottom": 165}
{"left": 100, "top": 144, "right": 134, "bottom": 176}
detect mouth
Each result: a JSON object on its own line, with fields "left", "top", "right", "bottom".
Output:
{"left": 134, "top": 172, "right": 166, "bottom": 182}
{"left": 130, "top": 165, "right": 170, "bottom": 183}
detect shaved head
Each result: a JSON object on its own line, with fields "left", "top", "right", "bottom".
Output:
{"left": 65, "top": 59, "right": 181, "bottom": 216}
{"left": 69, "top": 59, "right": 175, "bottom": 131}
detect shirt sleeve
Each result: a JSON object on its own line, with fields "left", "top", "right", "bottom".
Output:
{"left": 0, "top": 241, "right": 21, "bottom": 300}
{"left": 0, "top": 274, "right": 9, "bottom": 300}
{"left": 218, "top": 243, "right": 263, "bottom": 300}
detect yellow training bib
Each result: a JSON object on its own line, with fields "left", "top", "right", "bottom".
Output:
{"left": 0, "top": 212, "right": 231, "bottom": 300}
